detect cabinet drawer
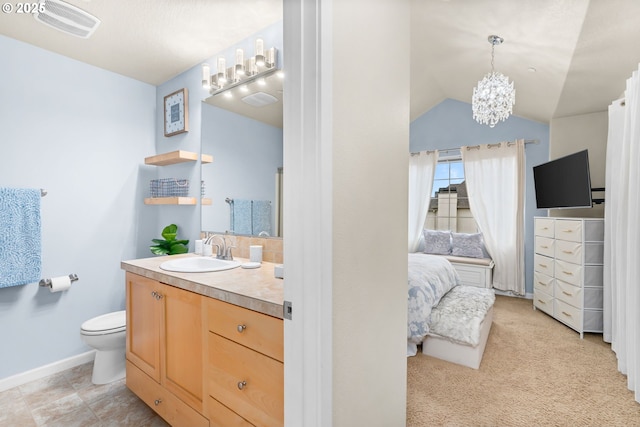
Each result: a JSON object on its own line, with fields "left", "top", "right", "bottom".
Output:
{"left": 208, "top": 333, "right": 284, "bottom": 427}
{"left": 533, "top": 271, "right": 554, "bottom": 296}
{"left": 534, "top": 254, "right": 554, "bottom": 276}
{"left": 555, "top": 259, "right": 582, "bottom": 287}
{"left": 554, "top": 220, "right": 582, "bottom": 242}
{"left": 554, "top": 299, "right": 582, "bottom": 331}
{"left": 554, "top": 240, "right": 583, "bottom": 264}
{"left": 555, "top": 280, "right": 582, "bottom": 308}
{"left": 534, "top": 218, "right": 555, "bottom": 238}
{"left": 207, "top": 395, "right": 254, "bottom": 427}
{"left": 126, "top": 361, "right": 208, "bottom": 427}
{"left": 535, "top": 236, "right": 555, "bottom": 258}
{"left": 206, "top": 298, "right": 284, "bottom": 362}
{"left": 533, "top": 290, "right": 553, "bottom": 316}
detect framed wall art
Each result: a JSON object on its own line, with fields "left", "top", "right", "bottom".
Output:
{"left": 164, "top": 88, "right": 189, "bottom": 137}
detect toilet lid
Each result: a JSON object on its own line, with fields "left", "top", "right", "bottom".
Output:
{"left": 81, "top": 310, "right": 126, "bottom": 333}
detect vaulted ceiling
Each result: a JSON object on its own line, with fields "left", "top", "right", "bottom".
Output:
{"left": 2, "top": 0, "right": 639, "bottom": 124}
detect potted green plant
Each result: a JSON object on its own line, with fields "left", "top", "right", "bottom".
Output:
{"left": 150, "top": 224, "right": 189, "bottom": 255}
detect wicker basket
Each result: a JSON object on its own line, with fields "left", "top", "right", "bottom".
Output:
{"left": 150, "top": 178, "right": 189, "bottom": 197}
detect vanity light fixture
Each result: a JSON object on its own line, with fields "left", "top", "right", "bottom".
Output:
{"left": 202, "top": 39, "right": 278, "bottom": 97}
{"left": 471, "top": 35, "right": 516, "bottom": 128}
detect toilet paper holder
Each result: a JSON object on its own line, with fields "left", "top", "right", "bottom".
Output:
{"left": 39, "top": 274, "right": 79, "bottom": 287}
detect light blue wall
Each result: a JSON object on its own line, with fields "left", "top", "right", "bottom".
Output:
{"left": 155, "top": 22, "right": 283, "bottom": 246}
{"left": 0, "top": 35, "right": 156, "bottom": 379}
{"left": 410, "top": 98, "right": 550, "bottom": 295}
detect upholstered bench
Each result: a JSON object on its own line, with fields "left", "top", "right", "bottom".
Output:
{"left": 422, "top": 285, "right": 495, "bottom": 369}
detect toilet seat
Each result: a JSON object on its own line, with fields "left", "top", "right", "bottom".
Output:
{"left": 81, "top": 310, "right": 126, "bottom": 336}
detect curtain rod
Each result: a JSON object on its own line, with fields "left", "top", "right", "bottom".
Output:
{"left": 411, "top": 139, "right": 539, "bottom": 156}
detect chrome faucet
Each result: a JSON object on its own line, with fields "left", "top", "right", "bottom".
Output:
{"left": 204, "top": 234, "right": 234, "bottom": 260}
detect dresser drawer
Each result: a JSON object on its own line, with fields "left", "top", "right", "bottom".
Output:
{"left": 555, "top": 259, "right": 583, "bottom": 287}
{"left": 535, "top": 218, "right": 555, "bottom": 238}
{"left": 555, "top": 279, "right": 582, "bottom": 308}
{"left": 554, "top": 220, "right": 582, "bottom": 242}
{"left": 126, "top": 361, "right": 209, "bottom": 427}
{"left": 554, "top": 240, "right": 583, "bottom": 264}
{"left": 554, "top": 299, "right": 582, "bottom": 331}
{"left": 533, "top": 290, "right": 553, "bottom": 316}
{"left": 206, "top": 298, "right": 284, "bottom": 362}
{"left": 207, "top": 395, "right": 254, "bottom": 427}
{"left": 534, "top": 254, "right": 554, "bottom": 276}
{"left": 208, "top": 333, "right": 284, "bottom": 427}
{"left": 535, "top": 236, "right": 555, "bottom": 257}
{"left": 533, "top": 271, "right": 554, "bottom": 296}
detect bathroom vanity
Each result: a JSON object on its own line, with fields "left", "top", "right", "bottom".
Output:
{"left": 121, "top": 254, "right": 284, "bottom": 427}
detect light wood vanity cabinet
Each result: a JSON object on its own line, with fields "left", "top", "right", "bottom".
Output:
{"left": 204, "top": 298, "right": 284, "bottom": 427}
{"left": 125, "top": 272, "right": 207, "bottom": 427}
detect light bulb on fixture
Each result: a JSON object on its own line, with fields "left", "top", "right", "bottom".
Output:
{"left": 235, "top": 48, "right": 245, "bottom": 76}
{"left": 255, "top": 38, "right": 265, "bottom": 67}
{"left": 217, "top": 57, "right": 227, "bottom": 85}
{"left": 471, "top": 35, "right": 515, "bottom": 128}
{"left": 201, "top": 63, "right": 210, "bottom": 89}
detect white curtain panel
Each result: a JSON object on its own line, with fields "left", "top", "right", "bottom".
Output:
{"left": 462, "top": 140, "right": 525, "bottom": 295}
{"left": 408, "top": 150, "right": 438, "bottom": 252}
{"left": 603, "top": 65, "right": 640, "bottom": 404}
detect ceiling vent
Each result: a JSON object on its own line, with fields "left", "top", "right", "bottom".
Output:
{"left": 34, "top": 0, "right": 101, "bottom": 39}
{"left": 241, "top": 92, "right": 278, "bottom": 107}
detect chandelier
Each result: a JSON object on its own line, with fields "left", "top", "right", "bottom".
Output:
{"left": 472, "top": 35, "right": 515, "bottom": 128}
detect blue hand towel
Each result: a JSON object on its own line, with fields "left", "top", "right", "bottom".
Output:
{"left": 232, "top": 199, "right": 253, "bottom": 235}
{"left": 0, "top": 188, "right": 42, "bottom": 288}
{"left": 251, "top": 200, "right": 272, "bottom": 236}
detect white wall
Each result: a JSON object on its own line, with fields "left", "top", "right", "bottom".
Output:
{"left": 549, "top": 111, "right": 607, "bottom": 218}
{"left": 0, "top": 35, "right": 156, "bottom": 379}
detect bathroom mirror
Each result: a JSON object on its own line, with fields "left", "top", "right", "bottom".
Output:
{"left": 201, "top": 70, "right": 284, "bottom": 237}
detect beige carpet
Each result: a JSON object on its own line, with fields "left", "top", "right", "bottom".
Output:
{"left": 407, "top": 295, "right": 640, "bottom": 426}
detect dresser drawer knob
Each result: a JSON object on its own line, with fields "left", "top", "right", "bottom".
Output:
{"left": 561, "top": 311, "right": 572, "bottom": 317}
{"left": 154, "top": 399, "right": 162, "bottom": 406}
{"left": 237, "top": 324, "right": 246, "bottom": 333}
{"left": 237, "top": 380, "right": 247, "bottom": 390}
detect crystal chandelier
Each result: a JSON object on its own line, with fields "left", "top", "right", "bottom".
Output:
{"left": 472, "top": 35, "right": 515, "bottom": 128}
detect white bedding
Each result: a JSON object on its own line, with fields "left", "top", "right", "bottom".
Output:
{"left": 407, "top": 253, "right": 459, "bottom": 356}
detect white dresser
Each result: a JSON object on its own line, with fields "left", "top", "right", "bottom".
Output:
{"left": 533, "top": 216, "right": 604, "bottom": 338}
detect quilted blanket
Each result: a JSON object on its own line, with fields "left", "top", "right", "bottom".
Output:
{"left": 407, "top": 253, "right": 459, "bottom": 356}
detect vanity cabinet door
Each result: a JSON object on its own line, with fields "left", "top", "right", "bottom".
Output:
{"left": 161, "top": 282, "right": 203, "bottom": 412}
{"left": 126, "top": 272, "right": 161, "bottom": 382}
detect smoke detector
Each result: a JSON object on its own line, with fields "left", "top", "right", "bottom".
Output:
{"left": 34, "top": 0, "right": 101, "bottom": 39}
{"left": 241, "top": 92, "right": 278, "bottom": 107}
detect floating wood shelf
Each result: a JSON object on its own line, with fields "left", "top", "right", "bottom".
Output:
{"left": 144, "top": 197, "right": 197, "bottom": 205}
{"left": 145, "top": 150, "right": 213, "bottom": 166}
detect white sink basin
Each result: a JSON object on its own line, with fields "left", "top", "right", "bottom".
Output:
{"left": 159, "top": 257, "right": 241, "bottom": 273}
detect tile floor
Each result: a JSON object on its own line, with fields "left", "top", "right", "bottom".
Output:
{"left": 0, "top": 362, "right": 169, "bottom": 427}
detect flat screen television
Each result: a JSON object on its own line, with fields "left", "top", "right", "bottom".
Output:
{"left": 533, "top": 149, "right": 593, "bottom": 209}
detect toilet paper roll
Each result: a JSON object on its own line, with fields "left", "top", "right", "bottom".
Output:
{"left": 250, "top": 245, "right": 263, "bottom": 263}
{"left": 49, "top": 275, "right": 72, "bottom": 293}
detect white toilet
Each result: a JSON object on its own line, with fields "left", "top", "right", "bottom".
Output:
{"left": 80, "top": 310, "right": 127, "bottom": 384}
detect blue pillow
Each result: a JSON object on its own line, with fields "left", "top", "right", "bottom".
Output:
{"left": 423, "top": 230, "right": 451, "bottom": 255}
{"left": 451, "top": 232, "right": 485, "bottom": 258}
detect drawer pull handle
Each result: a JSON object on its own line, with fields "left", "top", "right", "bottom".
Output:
{"left": 540, "top": 245, "right": 548, "bottom": 249}
{"left": 562, "top": 311, "right": 572, "bottom": 317}
{"left": 537, "top": 299, "right": 546, "bottom": 304}
{"left": 237, "top": 324, "right": 246, "bottom": 333}
{"left": 151, "top": 291, "right": 157, "bottom": 298}
{"left": 562, "top": 271, "right": 574, "bottom": 276}
{"left": 538, "top": 263, "right": 547, "bottom": 268}
{"left": 562, "top": 229, "right": 574, "bottom": 233}
{"left": 562, "top": 250, "right": 573, "bottom": 254}
{"left": 542, "top": 227, "right": 549, "bottom": 230}
{"left": 562, "top": 291, "right": 573, "bottom": 296}
{"left": 237, "top": 380, "right": 247, "bottom": 390}
{"left": 154, "top": 399, "right": 162, "bottom": 406}
{"left": 537, "top": 281, "right": 546, "bottom": 286}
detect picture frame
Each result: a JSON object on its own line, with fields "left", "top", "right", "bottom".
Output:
{"left": 164, "top": 88, "right": 189, "bottom": 137}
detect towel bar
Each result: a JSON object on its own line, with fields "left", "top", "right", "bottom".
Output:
{"left": 39, "top": 274, "right": 78, "bottom": 287}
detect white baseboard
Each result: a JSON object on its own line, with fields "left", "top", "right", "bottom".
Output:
{"left": 0, "top": 350, "right": 96, "bottom": 392}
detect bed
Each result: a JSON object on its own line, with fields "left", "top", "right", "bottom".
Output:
{"left": 408, "top": 253, "right": 495, "bottom": 368}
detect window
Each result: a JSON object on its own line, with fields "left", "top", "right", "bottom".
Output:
{"left": 425, "top": 157, "right": 479, "bottom": 233}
